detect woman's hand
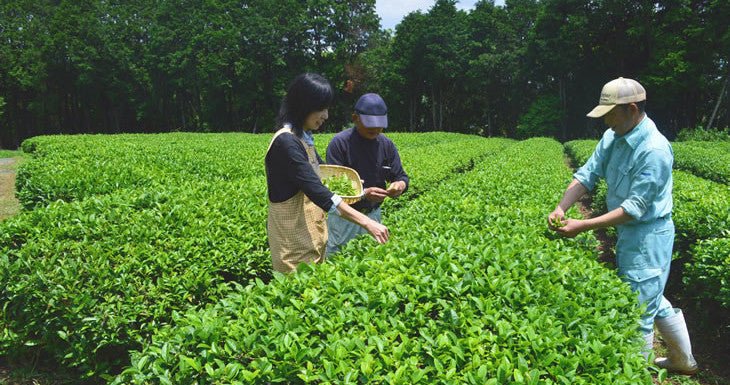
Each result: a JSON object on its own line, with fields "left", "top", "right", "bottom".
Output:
{"left": 366, "top": 220, "right": 389, "bottom": 244}
{"left": 335, "top": 202, "right": 389, "bottom": 244}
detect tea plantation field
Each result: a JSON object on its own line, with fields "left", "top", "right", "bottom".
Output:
{"left": 1, "top": 133, "right": 727, "bottom": 384}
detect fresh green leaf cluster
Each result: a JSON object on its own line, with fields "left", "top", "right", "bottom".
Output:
{"left": 378, "top": 136, "right": 514, "bottom": 211}
{"left": 563, "top": 140, "right": 595, "bottom": 167}
{"left": 322, "top": 174, "right": 357, "bottom": 196}
{"left": 114, "top": 138, "right": 650, "bottom": 385}
{"left": 316, "top": 133, "right": 514, "bottom": 210}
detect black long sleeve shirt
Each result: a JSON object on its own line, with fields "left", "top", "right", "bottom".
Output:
{"left": 326, "top": 128, "right": 409, "bottom": 212}
{"left": 265, "top": 132, "right": 334, "bottom": 212}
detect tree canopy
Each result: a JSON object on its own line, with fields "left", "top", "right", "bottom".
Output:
{"left": 1, "top": 0, "right": 728, "bottom": 148}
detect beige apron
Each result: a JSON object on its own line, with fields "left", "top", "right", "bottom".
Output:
{"left": 267, "top": 127, "right": 328, "bottom": 273}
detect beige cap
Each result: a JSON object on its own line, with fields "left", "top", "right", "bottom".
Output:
{"left": 586, "top": 77, "right": 646, "bottom": 118}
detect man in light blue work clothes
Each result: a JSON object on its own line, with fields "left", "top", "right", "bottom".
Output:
{"left": 548, "top": 77, "right": 697, "bottom": 374}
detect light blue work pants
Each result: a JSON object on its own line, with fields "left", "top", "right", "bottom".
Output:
{"left": 615, "top": 217, "right": 676, "bottom": 335}
{"left": 325, "top": 207, "right": 382, "bottom": 257}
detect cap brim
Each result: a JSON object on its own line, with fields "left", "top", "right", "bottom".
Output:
{"left": 359, "top": 114, "right": 388, "bottom": 128}
{"left": 586, "top": 104, "right": 616, "bottom": 118}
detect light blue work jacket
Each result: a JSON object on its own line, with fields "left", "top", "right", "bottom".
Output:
{"left": 574, "top": 115, "right": 674, "bottom": 281}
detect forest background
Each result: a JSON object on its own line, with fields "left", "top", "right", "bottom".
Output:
{"left": 1, "top": 0, "right": 728, "bottom": 149}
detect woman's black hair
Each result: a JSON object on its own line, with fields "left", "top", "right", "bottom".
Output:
{"left": 275, "top": 73, "right": 334, "bottom": 136}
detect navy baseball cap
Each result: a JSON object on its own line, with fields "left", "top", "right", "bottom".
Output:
{"left": 355, "top": 93, "right": 388, "bottom": 128}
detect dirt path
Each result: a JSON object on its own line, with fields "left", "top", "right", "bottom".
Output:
{"left": 0, "top": 158, "right": 20, "bottom": 220}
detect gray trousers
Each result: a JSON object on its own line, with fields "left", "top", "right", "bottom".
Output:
{"left": 325, "top": 207, "right": 382, "bottom": 257}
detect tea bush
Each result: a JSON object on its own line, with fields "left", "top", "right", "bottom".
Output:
{"left": 673, "top": 141, "right": 730, "bottom": 185}
{"left": 683, "top": 238, "right": 730, "bottom": 309}
{"left": 114, "top": 139, "right": 651, "bottom": 385}
{"left": 2, "top": 132, "right": 507, "bottom": 378}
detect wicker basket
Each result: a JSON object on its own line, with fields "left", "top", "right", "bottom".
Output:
{"left": 320, "top": 164, "right": 364, "bottom": 204}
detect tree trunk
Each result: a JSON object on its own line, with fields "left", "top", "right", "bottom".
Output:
{"left": 438, "top": 87, "right": 443, "bottom": 131}
{"left": 559, "top": 77, "right": 567, "bottom": 140}
{"left": 179, "top": 94, "right": 186, "bottom": 129}
{"left": 431, "top": 86, "right": 437, "bottom": 130}
{"left": 487, "top": 113, "right": 492, "bottom": 137}
{"left": 707, "top": 73, "right": 729, "bottom": 131}
{"left": 408, "top": 94, "right": 416, "bottom": 132}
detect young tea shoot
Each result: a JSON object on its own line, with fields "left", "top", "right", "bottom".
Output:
{"left": 323, "top": 174, "right": 357, "bottom": 196}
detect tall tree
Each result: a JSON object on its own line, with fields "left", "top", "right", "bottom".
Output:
{"left": 390, "top": 11, "right": 429, "bottom": 131}
{"left": 419, "top": 0, "right": 470, "bottom": 131}
{"left": 0, "top": 1, "right": 51, "bottom": 147}
{"left": 466, "top": 0, "right": 531, "bottom": 136}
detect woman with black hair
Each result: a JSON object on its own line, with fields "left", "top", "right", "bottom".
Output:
{"left": 265, "top": 73, "right": 389, "bottom": 273}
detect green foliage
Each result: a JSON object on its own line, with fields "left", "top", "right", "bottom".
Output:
{"left": 322, "top": 174, "right": 358, "bottom": 196}
{"left": 0, "top": 182, "right": 272, "bottom": 376}
{"left": 1, "top": 132, "right": 505, "bottom": 380}
{"left": 683, "top": 238, "right": 730, "bottom": 309}
{"left": 675, "top": 127, "right": 730, "bottom": 142}
{"left": 2, "top": 0, "right": 730, "bottom": 145}
{"left": 672, "top": 171, "right": 730, "bottom": 245}
{"left": 0, "top": 149, "right": 23, "bottom": 158}
{"left": 673, "top": 141, "right": 730, "bottom": 184}
{"left": 516, "top": 95, "right": 563, "bottom": 139}
{"left": 0, "top": 0, "right": 381, "bottom": 147}
{"left": 113, "top": 138, "right": 651, "bottom": 385}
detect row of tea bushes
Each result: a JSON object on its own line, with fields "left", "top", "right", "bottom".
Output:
{"left": 0, "top": 180, "right": 271, "bottom": 377}
{"left": 17, "top": 133, "right": 271, "bottom": 209}
{"left": 114, "top": 138, "right": 651, "bottom": 385}
{"left": 18, "top": 132, "right": 507, "bottom": 210}
{"left": 672, "top": 141, "right": 730, "bottom": 185}
{"left": 683, "top": 238, "right": 730, "bottom": 309}
{"left": 316, "top": 133, "right": 515, "bottom": 201}
{"left": 564, "top": 140, "right": 730, "bottom": 317}
{"left": 672, "top": 172, "right": 730, "bottom": 244}
{"left": 379, "top": 137, "right": 515, "bottom": 210}
{"left": 2, "top": 132, "right": 508, "bottom": 379}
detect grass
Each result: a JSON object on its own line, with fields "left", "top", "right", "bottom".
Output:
{"left": 0, "top": 149, "right": 24, "bottom": 158}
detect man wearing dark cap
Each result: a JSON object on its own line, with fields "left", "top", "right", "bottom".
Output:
{"left": 325, "top": 93, "right": 409, "bottom": 256}
{"left": 547, "top": 77, "right": 697, "bottom": 374}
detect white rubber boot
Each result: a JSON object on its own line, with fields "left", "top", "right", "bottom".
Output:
{"left": 642, "top": 332, "right": 654, "bottom": 360}
{"left": 654, "top": 309, "right": 698, "bottom": 375}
